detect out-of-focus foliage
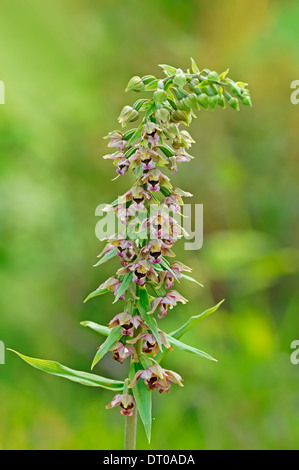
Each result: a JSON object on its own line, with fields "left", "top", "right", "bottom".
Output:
{"left": 0, "top": 0, "right": 298, "bottom": 450}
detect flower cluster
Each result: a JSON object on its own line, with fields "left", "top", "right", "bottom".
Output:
{"left": 89, "top": 60, "right": 251, "bottom": 423}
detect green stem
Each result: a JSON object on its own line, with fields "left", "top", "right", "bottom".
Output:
{"left": 124, "top": 405, "right": 137, "bottom": 450}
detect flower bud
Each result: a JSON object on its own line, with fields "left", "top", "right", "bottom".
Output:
{"left": 228, "top": 97, "right": 240, "bottom": 111}
{"left": 155, "top": 108, "right": 170, "bottom": 122}
{"left": 118, "top": 106, "right": 139, "bottom": 127}
{"left": 197, "top": 93, "right": 209, "bottom": 109}
{"left": 125, "top": 76, "right": 144, "bottom": 92}
{"left": 153, "top": 89, "right": 168, "bottom": 105}
{"left": 242, "top": 95, "right": 252, "bottom": 106}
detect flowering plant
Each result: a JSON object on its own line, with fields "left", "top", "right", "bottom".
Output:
{"left": 9, "top": 60, "right": 251, "bottom": 449}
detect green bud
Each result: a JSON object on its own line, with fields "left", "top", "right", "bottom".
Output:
{"left": 208, "top": 71, "right": 219, "bottom": 81}
{"left": 197, "top": 93, "right": 209, "bottom": 109}
{"left": 153, "top": 89, "right": 168, "bottom": 105}
{"left": 171, "top": 110, "right": 190, "bottom": 125}
{"left": 229, "top": 97, "right": 239, "bottom": 111}
{"left": 209, "top": 95, "right": 219, "bottom": 110}
{"left": 155, "top": 108, "right": 170, "bottom": 122}
{"left": 173, "top": 72, "right": 187, "bottom": 88}
{"left": 184, "top": 93, "right": 198, "bottom": 109}
{"left": 118, "top": 105, "right": 139, "bottom": 127}
{"left": 242, "top": 95, "right": 252, "bottom": 106}
{"left": 125, "top": 76, "right": 144, "bottom": 92}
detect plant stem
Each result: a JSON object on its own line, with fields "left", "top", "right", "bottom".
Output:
{"left": 124, "top": 405, "right": 137, "bottom": 450}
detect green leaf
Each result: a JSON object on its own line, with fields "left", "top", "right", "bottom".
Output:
{"left": 180, "top": 273, "right": 204, "bottom": 287}
{"left": 91, "top": 326, "right": 122, "bottom": 369}
{"left": 136, "top": 286, "right": 162, "bottom": 350}
{"left": 171, "top": 300, "right": 225, "bottom": 339}
{"left": 129, "top": 361, "right": 152, "bottom": 443}
{"left": 191, "top": 58, "right": 200, "bottom": 74}
{"left": 113, "top": 272, "right": 133, "bottom": 304}
{"left": 93, "top": 248, "right": 117, "bottom": 267}
{"left": 8, "top": 349, "right": 124, "bottom": 391}
{"left": 165, "top": 334, "right": 217, "bottom": 362}
{"left": 155, "top": 300, "right": 224, "bottom": 363}
{"left": 158, "top": 144, "right": 175, "bottom": 157}
{"left": 159, "top": 64, "right": 177, "bottom": 76}
{"left": 127, "top": 122, "right": 143, "bottom": 146}
{"left": 84, "top": 288, "right": 108, "bottom": 303}
{"left": 80, "top": 321, "right": 110, "bottom": 336}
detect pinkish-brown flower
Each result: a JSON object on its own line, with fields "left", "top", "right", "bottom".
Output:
{"left": 127, "top": 331, "right": 172, "bottom": 357}
{"left": 108, "top": 311, "right": 148, "bottom": 336}
{"left": 98, "top": 276, "right": 127, "bottom": 301}
{"left": 109, "top": 341, "right": 138, "bottom": 364}
{"left": 149, "top": 290, "right": 188, "bottom": 318}
{"left": 106, "top": 393, "right": 136, "bottom": 416}
{"left": 129, "top": 364, "right": 183, "bottom": 393}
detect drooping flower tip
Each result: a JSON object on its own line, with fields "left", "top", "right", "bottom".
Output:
{"left": 106, "top": 393, "right": 136, "bottom": 416}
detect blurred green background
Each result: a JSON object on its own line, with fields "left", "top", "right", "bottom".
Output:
{"left": 0, "top": 0, "right": 299, "bottom": 450}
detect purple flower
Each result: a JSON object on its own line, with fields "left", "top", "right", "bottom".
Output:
{"left": 129, "top": 364, "right": 183, "bottom": 393}
{"left": 106, "top": 393, "right": 136, "bottom": 416}
{"left": 109, "top": 341, "right": 138, "bottom": 364}
{"left": 140, "top": 239, "right": 175, "bottom": 264}
{"left": 141, "top": 169, "right": 172, "bottom": 193}
{"left": 127, "top": 331, "right": 172, "bottom": 357}
{"left": 104, "top": 130, "right": 126, "bottom": 150}
{"left": 108, "top": 312, "right": 148, "bottom": 336}
{"left": 117, "top": 258, "right": 158, "bottom": 286}
{"left": 149, "top": 290, "right": 188, "bottom": 318}
{"left": 98, "top": 276, "right": 126, "bottom": 301}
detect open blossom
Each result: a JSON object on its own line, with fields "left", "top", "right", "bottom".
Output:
{"left": 158, "top": 261, "right": 192, "bottom": 289}
{"left": 149, "top": 290, "right": 188, "bottom": 318}
{"left": 117, "top": 258, "right": 158, "bottom": 285}
{"left": 98, "top": 276, "right": 126, "bottom": 300}
{"left": 106, "top": 393, "right": 136, "bottom": 416}
{"left": 97, "top": 235, "right": 136, "bottom": 263}
{"left": 109, "top": 341, "right": 138, "bottom": 364}
{"left": 129, "top": 364, "right": 183, "bottom": 393}
{"left": 127, "top": 331, "right": 172, "bottom": 357}
{"left": 161, "top": 187, "right": 193, "bottom": 213}
{"left": 140, "top": 239, "right": 175, "bottom": 264}
{"left": 129, "top": 147, "right": 168, "bottom": 171}
{"left": 104, "top": 130, "right": 126, "bottom": 150}
{"left": 139, "top": 207, "right": 187, "bottom": 241}
{"left": 108, "top": 311, "right": 148, "bottom": 336}
{"left": 118, "top": 185, "right": 153, "bottom": 211}
{"left": 141, "top": 121, "right": 161, "bottom": 147}
{"left": 141, "top": 168, "right": 172, "bottom": 193}
{"left": 103, "top": 151, "right": 130, "bottom": 175}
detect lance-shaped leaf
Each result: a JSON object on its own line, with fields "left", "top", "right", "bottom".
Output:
{"left": 155, "top": 300, "right": 224, "bottom": 363}
{"left": 113, "top": 272, "right": 133, "bottom": 304}
{"left": 83, "top": 288, "right": 108, "bottom": 303}
{"left": 91, "top": 326, "right": 122, "bottom": 369}
{"left": 170, "top": 299, "right": 225, "bottom": 339}
{"left": 93, "top": 248, "right": 117, "bottom": 267}
{"left": 80, "top": 321, "right": 110, "bottom": 336}
{"left": 180, "top": 273, "right": 204, "bottom": 287}
{"left": 8, "top": 349, "right": 124, "bottom": 391}
{"left": 165, "top": 334, "right": 217, "bottom": 362}
{"left": 129, "top": 361, "right": 152, "bottom": 443}
{"left": 136, "top": 286, "right": 162, "bottom": 351}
